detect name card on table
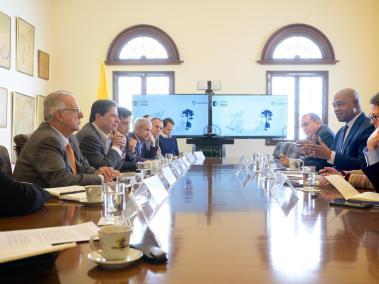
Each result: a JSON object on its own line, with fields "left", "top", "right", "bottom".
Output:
{"left": 162, "top": 166, "right": 177, "bottom": 187}
{"left": 142, "top": 175, "right": 169, "bottom": 205}
{"left": 194, "top": 151, "right": 205, "bottom": 160}
{"left": 179, "top": 157, "right": 190, "bottom": 169}
{"left": 186, "top": 152, "right": 196, "bottom": 164}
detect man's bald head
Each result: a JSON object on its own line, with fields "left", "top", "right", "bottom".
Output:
{"left": 332, "top": 88, "right": 361, "bottom": 122}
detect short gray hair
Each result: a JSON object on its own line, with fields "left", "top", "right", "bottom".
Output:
{"left": 302, "top": 112, "right": 322, "bottom": 123}
{"left": 134, "top": 118, "right": 151, "bottom": 129}
{"left": 44, "top": 90, "right": 73, "bottom": 121}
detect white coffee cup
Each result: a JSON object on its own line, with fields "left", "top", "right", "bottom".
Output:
{"left": 89, "top": 225, "right": 132, "bottom": 260}
{"left": 288, "top": 158, "right": 304, "bottom": 170}
{"left": 85, "top": 185, "right": 103, "bottom": 202}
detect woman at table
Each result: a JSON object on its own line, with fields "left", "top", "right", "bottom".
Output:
{"left": 0, "top": 171, "right": 50, "bottom": 217}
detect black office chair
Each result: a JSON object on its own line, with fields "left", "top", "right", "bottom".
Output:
{"left": 14, "top": 134, "right": 30, "bottom": 158}
{"left": 0, "top": 145, "right": 12, "bottom": 176}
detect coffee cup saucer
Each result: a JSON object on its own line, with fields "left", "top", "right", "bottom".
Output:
{"left": 79, "top": 198, "right": 103, "bottom": 206}
{"left": 87, "top": 248, "right": 143, "bottom": 269}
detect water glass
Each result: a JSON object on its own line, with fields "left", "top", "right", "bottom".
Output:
{"left": 302, "top": 166, "right": 316, "bottom": 187}
{"left": 103, "top": 182, "right": 126, "bottom": 223}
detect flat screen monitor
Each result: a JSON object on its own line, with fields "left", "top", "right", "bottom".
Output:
{"left": 211, "top": 95, "right": 288, "bottom": 138}
{"left": 132, "top": 95, "right": 209, "bottom": 137}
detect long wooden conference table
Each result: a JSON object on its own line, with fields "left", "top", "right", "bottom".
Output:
{"left": 1, "top": 161, "right": 379, "bottom": 283}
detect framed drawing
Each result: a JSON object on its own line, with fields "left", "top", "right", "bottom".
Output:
{"left": 16, "top": 17, "right": 35, "bottom": 76}
{"left": 0, "top": 11, "right": 11, "bottom": 69}
{"left": 38, "top": 50, "right": 49, "bottom": 80}
{"left": 12, "top": 92, "right": 36, "bottom": 161}
{"left": 36, "top": 94, "right": 45, "bottom": 126}
{"left": 0, "top": 87, "right": 7, "bottom": 127}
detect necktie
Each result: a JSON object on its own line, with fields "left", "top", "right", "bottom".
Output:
{"left": 66, "top": 143, "right": 77, "bottom": 174}
{"left": 340, "top": 125, "right": 349, "bottom": 154}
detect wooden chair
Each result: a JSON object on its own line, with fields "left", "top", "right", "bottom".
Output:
{"left": 0, "top": 145, "right": 12, "bottom": 176}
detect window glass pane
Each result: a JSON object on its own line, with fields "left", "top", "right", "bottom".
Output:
{"left": 118, "top": 76, "right": 142, "bottom": 111}
{"left": 299, "top": 77, "right": 323, "bottom": 140}
{"left": 119, "top": 36, "right": 168, "bottom": 59}
{"left": 271, "top": 76, "right": 295, "bottom": 140}
{"left": 273, "top": 36, "right": 322, "bottom": 59}
{"left": 146, "top": 76, "right": 170, "bottom": 95}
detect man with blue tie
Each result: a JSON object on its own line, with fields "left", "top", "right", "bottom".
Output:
{"left": 301, "top": 88, "right": 374, "bottom": 170}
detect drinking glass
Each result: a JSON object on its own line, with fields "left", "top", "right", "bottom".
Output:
{"left": 103, "top": 182, "right": 126, "bottom": 224}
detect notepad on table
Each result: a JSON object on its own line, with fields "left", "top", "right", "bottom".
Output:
{"left": 325, "top": 175, "right": 379, "bottom": 202}
{"left": 46, "top": 185, "right": 86, "bottom": 202}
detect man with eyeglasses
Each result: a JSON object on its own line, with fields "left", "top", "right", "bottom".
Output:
{"left": 301, "top": 88, "right": 374, "bottom": 170}
{"left": 279, "top": 113, "right": 335, "bottom": 171}
{"left": 14, "top": 91, "right": 118, "bottom": 187}
{"left": 362, "top": 92, "right": 379, "bottom": 190}
{"left": 76, "top": 100, "right": 128, "bottom": 171}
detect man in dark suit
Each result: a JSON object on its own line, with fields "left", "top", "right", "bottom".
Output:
{"left": 280, "top": 113, "right": 335, "bottom": 171}
{"left": 115, "top": 107, "right": 137, "bottom": 171}
{"left": 0, "top": 171, "right": 50, "bottom": 216}
{"left": 76, "top": 101, "right": 136, "bottom": 172}
{"left": 302, "top": 88, "right": 375, "bottom": 170}
{"left": 14, "top": 91, "right": 118, "bottom": 187}
{"left": 126, "top": 118, "right": 156, "bottom": 162}
{"left": 362, "top": 92, "right": 379, "bottom": 191}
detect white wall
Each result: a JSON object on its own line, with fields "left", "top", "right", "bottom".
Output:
{"left": 0, "top": 0, "right": 53, "bottom": 152}
{"left": 49, "top": 0, "right": 379, "bottom": 158}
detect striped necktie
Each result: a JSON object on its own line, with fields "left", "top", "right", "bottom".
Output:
{"left": 66, "top": 143, "right": 77, "bottom": 174}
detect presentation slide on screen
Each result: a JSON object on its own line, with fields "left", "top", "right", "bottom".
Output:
{"left": 132, "top": 95, "right": 209, "bottom": 136}
{"left": 211, "top": 95, "right": 288, "bottom": 137}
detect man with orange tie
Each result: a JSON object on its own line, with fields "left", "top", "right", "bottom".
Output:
{"left": 14, "top": 90, "right": 118, "bottom": 187}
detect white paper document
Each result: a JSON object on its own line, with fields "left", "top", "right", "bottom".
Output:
{"left": 162, "top": 166, "right": 177, "bottom": 186}
{"left": 0, "top": 242, "right": 76, "bottom": 264}
{"left": 325, "top": 175, "right": 379, "bottom": 202}
{"left": 0, "top": 222, "right": 98, "bottom": 249}
{"left": 142, "top": 175, "right": 169, "bottom": 205}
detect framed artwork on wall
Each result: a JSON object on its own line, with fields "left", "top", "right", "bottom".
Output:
{"left": 12, "top": 92, "right": 36, "bottom": 161}
{"left": 0, "top": 11, "right": 11, "bottom": 69}
{"left": 16, "top": 17, "right": 35, "bottom": 76}
{"left": 0, "top": 87, "right": 7, "bottom": 127}
{"left": 38, "top": 50, "right": 49, "bottom": 80}
{"left": 36, "top": 94, "right": 45, "bottom": 126}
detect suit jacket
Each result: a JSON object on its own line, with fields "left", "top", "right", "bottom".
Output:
{"left": 362, "top": 162, "right": 379, "bottom": 192}
{"left": 14, "top": 122, "right": 101, "bottom": 187}
{"left": 332, "top": 113, "right": 375, "bottom": 170}
{"left": 76, "top": 123, "right": 124, "bottom": 169}
{"left": 303, "top": 125, "right": 335, "bottom": 171}
{"left": 0, "top": 171, "right": 50, "bottom": 217}
{"left": 127, "top": 132, "right": 157, "bottom": 162}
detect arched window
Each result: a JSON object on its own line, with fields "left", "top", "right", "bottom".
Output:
{"left": 261, "top": 24, "right": 337, "bottom": 142}
{"left": 259, "top": 24, "right": 337, "bottom": 65}
{"left": 106, "top": 24, "right": 182, "bottom": 65}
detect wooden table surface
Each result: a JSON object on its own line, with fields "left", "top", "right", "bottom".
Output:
{"left": 1, "top": 163, "right": 379, "bottom": 283}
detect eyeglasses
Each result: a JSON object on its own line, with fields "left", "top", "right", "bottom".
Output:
{"left": 59, "top": 108, "right": 81, "bottom": 115}
{"left": 369, "top": 114, "right": 379, "bottom": 121}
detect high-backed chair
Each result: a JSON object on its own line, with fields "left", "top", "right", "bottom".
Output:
{"left": 0, "top": 145, "right": 12, "bottom": 176}
{"left": 14, "top": 134, "right": 30, "bottom": 158}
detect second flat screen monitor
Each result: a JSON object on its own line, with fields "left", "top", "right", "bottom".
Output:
{"left": 132, "top": 95, "right": 209, "bottom": 137}
{"left": 212, "top": 95, "right": 288, "bottom": 138}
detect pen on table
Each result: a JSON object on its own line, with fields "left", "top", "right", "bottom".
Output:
{"left": 60, "top": 190, "right": 86, "bottom": 196}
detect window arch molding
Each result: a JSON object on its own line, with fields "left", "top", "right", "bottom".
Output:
{"left": 106, "top": 24, "right": 182, "bottom": 65}
{"left": 258, "top": 23, "right": 338, "bottom": 65}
